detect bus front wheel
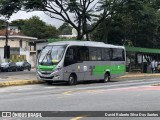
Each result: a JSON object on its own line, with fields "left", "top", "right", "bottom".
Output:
{"left": 46, "top": 81, "right": 53, "bottom": 85}
{"left": 68, "top": 74, "right": 77, "bottom": 85}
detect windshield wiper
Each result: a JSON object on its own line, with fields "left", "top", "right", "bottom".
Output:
{"left": 40, "top": 50, "right": 52, "bottom": 65}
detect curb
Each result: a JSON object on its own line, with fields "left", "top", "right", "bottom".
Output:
{"left": 119, "top": 74, "right": 160, "bottom": 79}
{"left": 0, "top": 80, "right": 44, "bottom": 87}
{"left": 153, "top": 84, "right": 160, "bottom": 86}
{"left": 1, "top": 74, "right": 160, "bottom": 87}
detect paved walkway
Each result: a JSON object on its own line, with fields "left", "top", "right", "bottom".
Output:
{"left": 120, "top": 72, "right": 160, "bottom": 78}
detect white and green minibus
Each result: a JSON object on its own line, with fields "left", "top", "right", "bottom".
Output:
{"left": 37, "top": 41, "right": 126, "bottom": 85}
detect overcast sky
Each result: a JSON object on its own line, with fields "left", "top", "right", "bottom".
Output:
{"left": 9, "top": 11, "right": 63, "bottom": 28}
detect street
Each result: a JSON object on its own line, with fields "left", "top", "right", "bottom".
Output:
{"left": 0, "top": 71, "right": 160, "bottom": 120}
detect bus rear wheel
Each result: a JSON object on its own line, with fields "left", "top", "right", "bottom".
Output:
{"left": 67, "top": 74, "right": 77, "bottom": 85}
{"left": 100, "top": 73, "right": 110, "bottom": 83}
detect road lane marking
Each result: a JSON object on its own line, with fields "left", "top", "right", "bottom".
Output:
{"left": 70, "top": 80, "right": 160, "bottom": 91}
{"left": 71, "top": 115, "right": 89, "bottom": 120}
{"left": 17, "top": 88, "right": 33, "bottom": 91}
{"left": 63, "top": 91, "right": 74, "bottom": 95}
{"left": 61, "top": 85, "right": 159, "bottom": 95}
{"left": 44, "top": 86, "right": 56, "bottom": 89}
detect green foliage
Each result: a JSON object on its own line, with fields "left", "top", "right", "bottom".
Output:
{"left": 0, "top": 19, "right": 6, "bottom": 29}
{"left": 0, "top": 0, "right": 123, "bottom": 40}
{"left": 91, "top": 0, "right": 160, "bottom": 48}
{"left": 48, "top": 38, "right": 78, "bottom": 43}
{"left": 10, "top": 19, "right": 26, "bottom": 30}
{"left": 0, "top": 0, "right": 21, "bottom": 18}
{"left": 21, "top": 16, "right": 58, "bottom": 39}
{"left": 58, "top": 23, "right": 72, "bottom": 35}
{"left": 1, "top": 0, "right": 160, "bottom": 46}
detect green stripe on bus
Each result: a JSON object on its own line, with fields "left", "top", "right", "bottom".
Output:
{"left": 92, "top": 64, "right": 125, "bottom": 75}
{"left": 38, "top": 65, "right": 56, "bottom": 71}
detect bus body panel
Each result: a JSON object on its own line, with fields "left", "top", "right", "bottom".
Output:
{"left": 36, "top": 41, "right": 126, "bottom": 83}
{"left": 63, "top": 61, "right": 125, "bottom": 81}
{"left": 63, "top": 63, "right": 85, "bottom": 81}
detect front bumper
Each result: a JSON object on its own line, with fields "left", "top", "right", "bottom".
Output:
{"left": 37, "top": 70, "right": 64, "bottom": 81}
{"left": 1, "top": 67, "right": 8, "bottom": 71}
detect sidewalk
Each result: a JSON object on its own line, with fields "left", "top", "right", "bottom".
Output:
{"left": 0, "top": 72, "right": 160, "bottom": 87}
{"left": 0, "top": 69, "right": 44, "bottom": 87}
{"left": 120, "top": 72, "right": 160, "bottom": 79}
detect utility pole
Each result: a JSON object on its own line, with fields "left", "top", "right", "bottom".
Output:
{"left": 5, "top": 21, "right": 8, "bottom": 46}
{"left": 4, "top": 21, "right": 10, "bottom": 60}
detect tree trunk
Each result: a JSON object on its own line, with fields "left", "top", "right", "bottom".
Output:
{"left": 102, "top": 19, "right": 110, "bottom": 43}
{"left": 76, "top": 31, "right": 83, "bottom": 40}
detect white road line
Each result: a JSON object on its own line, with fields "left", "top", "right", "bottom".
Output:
{"left": 67, "top": 79, "right": 160, "bottom": 91}
{"left": 44, "top": 86, "right": 57, "bottom": 89}
{"left": 17, "top": 88, "right": 33, "bottom": 91}
{"left": 115, "top": 78, "right": 159, "bottom": 83}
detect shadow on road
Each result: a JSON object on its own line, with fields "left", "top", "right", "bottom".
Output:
{"left": 42, "top": 80, "right": 119, "bottom": 87}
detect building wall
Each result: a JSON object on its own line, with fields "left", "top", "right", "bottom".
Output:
{"left": 0, "top": 48, "right": 26, "bottom": 63}
{"left": 0, "top": 39, "right": 30, "bottom": 51}
{"left": 0, "top": 39, "right": 36, "bottom": 67}
{"left": 0, "top": 39, "right": 19, "bottom": 47}
{"left": 0, "top": 48, "right": 4, "bottom": 63}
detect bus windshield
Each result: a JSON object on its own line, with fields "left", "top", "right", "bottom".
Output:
{"left": 38, "top": 45, "right": 66, "bottom": 65}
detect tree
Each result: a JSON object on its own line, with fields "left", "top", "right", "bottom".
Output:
{"left": 10, "top": 19, "right": 26, "bottom": 30}
{"left": 58, "top": 23, "right": 72, "bottom": 35}
{"left": 91, "top": 0, "right": 160, "bottom": 48}
{"left": 0, "top": 0, "right": 125, "bottom": 40}
{"left": 21, "top": 16, "right": 58, "bottom": 39}
{"left": 0, "top": 19, "right": 6, "bottom": 29}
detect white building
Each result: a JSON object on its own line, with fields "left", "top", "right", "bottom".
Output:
{"left": 0, "top": 29, "right": 37, "bottom": 67}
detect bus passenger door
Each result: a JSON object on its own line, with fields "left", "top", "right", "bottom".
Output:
{"left": 63, "top": 46, "right": 85, "bottom": 81}
{"left": 78, "top": 46, "right": 91, "bottom": 80}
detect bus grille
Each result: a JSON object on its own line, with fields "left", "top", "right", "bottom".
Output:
{"left": 40, "top": 76, "right": 53, "bottom": 79}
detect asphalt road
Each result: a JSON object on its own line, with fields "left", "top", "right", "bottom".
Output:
{"left": 0, "top": 76, "right": 160, "bottom": 120}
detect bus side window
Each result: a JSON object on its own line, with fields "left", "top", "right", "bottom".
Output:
{"left": 89, "top": 47, "right": 97, "bottom": 60}
{"left": 64, "top": 46, "right": 79, "bottom": 66}
{"left": 89, "top": 47, "right": 102, "bottom": 61}
{"left": 78, "top": 47, "right": 89, "bottom": 61}
{"left": 64, "top": 47, "right": 74, "bottom": 66}
{"left": 112, "top": 48, "right": 124, "bottom": 61}
{"left": 97, "top": 48, "right": 102, "bottom": 61}
{"left": 66, "top": 48, "right": 74, "bottom": 61}
{"left": 102, "top": 48, "right": 111, "bottom": 61}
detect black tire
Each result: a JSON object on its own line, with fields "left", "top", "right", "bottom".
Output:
{"left": 46, "top": 81, "right": 53, "bottom": 85}
{"left": 67, "top": 74, "right": 77, "bottom": 85}
{"left": 28, "top": 68, "right": 31, "bottom": 71}
{"left": 21, "top": 68, "right": 24, "bottom": 71}
{"left": 100, "top": 73, "right": 110, "bottom": 83}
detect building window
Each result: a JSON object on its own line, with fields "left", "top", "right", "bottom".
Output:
{"left": 20, "top": 40, "right": 22, "bottom": 48}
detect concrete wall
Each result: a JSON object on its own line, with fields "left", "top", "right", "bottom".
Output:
{"left": 0, "top": 48, "right": 4, "bottom": 63}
